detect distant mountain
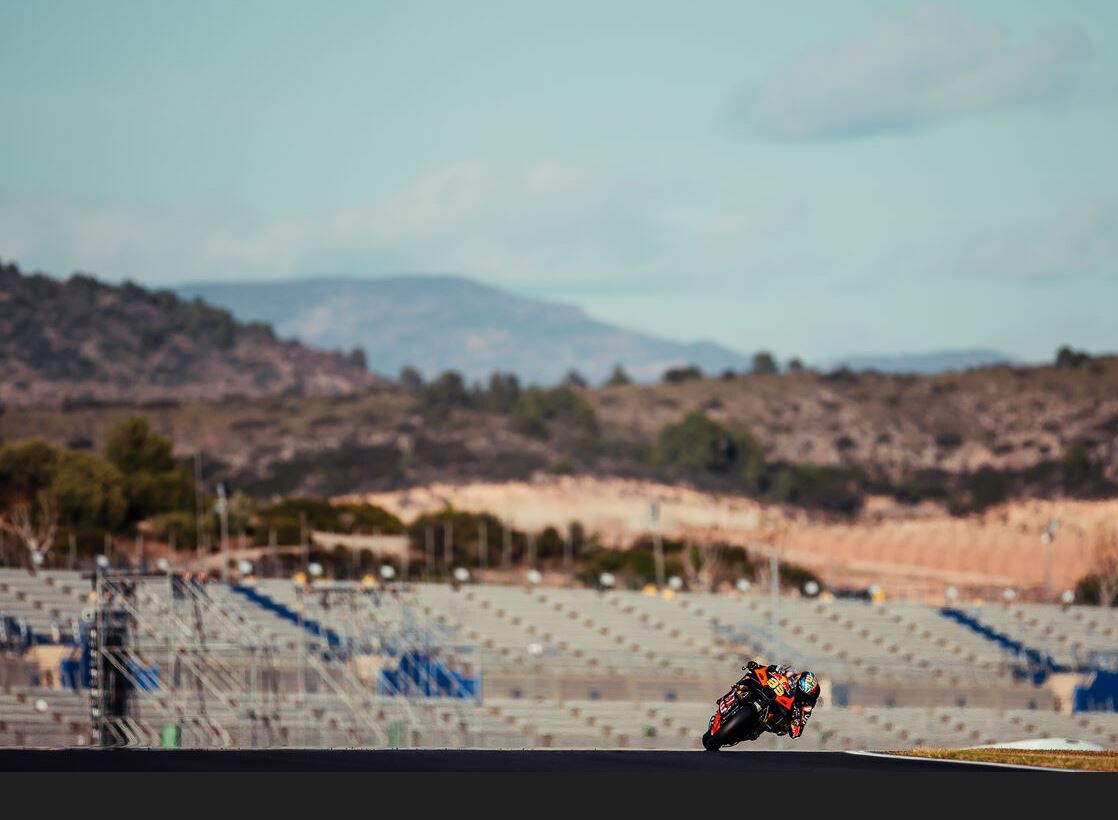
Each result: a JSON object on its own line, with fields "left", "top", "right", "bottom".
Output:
{"left": 176, "top": 275, "right": 755, "bottom": 385}
{"left": 824, "top": 349, "right": 1014, "bottom": 374}
{"left": 0, "top": 262, "right": 377, "bottom": 407}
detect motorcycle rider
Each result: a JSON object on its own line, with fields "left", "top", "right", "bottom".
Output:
{"left": 738, "top": 660, "right": 821, "bottom": 740}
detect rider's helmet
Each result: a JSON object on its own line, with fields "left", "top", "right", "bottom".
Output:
{"left": 795, "top": 671, "right": 821, "bottom": 704}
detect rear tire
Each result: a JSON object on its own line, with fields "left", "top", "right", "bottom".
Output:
{"left": 702, "top": 730, "right": 719, "bottom": 751}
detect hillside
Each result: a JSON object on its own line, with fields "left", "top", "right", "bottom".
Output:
{"left": 0, "top": 262, "right": 378, "bottom": 407}
{"left": 825, "top": 349, "right": 1014, "bottom": 374}
{"left": 176, "top": 275, "right": 755, "bottom": 385}
{"left": 2, "top": 351, "right": 1115, "bottom": 516}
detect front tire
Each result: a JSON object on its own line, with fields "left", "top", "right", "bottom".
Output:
{"left": 702, "top": 703, "right": 760, "bottom": 751}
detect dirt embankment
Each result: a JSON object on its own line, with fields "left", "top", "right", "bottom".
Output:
{"left": 351, "top": 475, "right": 1114, "bottom": 601}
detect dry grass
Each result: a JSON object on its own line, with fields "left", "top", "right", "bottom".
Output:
{"left": 893, "top": 747, "right": 1118, "bottom": 771}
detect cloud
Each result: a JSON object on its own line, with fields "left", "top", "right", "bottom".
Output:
{"left": 957, "top": 200, "right": 1118, "bottom": 281}
{"left": 0, "top": 161, "right": 804, "bottom": 289}
{"left": 730, "top": 3, "right": 1092, "bottom": 141}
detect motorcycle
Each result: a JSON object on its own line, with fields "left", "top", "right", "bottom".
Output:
{"left": 702, "top": 664, "right": 798, "bottom": 751}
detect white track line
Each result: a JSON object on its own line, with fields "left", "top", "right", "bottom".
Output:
{"left": 846, "top": 750, "right": 1091, "bottom": 773}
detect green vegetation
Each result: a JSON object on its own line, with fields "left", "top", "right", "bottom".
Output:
{"left": 751, "top": 351, "right": 778, "bottom": 375}
{"left": 478, "top": 371, "right": 521, "bottom": 413}
{"left": 0, "top": 416, "right": 206, "bottom": 562}
{"left": 0, "top": 440, "right": 127, "bottom": 534}
{"left": 1062, "top": 437, "right": 1103, "bottom": 492}
{"left": 5, "top": 346, "right": 1118, "bottom": 524}
{"left": 511, "top": 386, "right": 598, "bottom": 441}
{"left": 1055, "top": 345, "right": 1092, "bottom": 370}
{"left": 652, "top": 410, "right": 764, "bottom": 488}
{"left": 244, "top": 441, "right": 405, "bottom": 497}
{"left": 406, "top": 507, "right": 525, "bottom": 567}
{"left": 398, "top": 365, "right": 424, "bottom": 391}
{"left": 105, "top": 417, "right": 195, "bottom": 521}
{"left": 252, "top": 497, "right": 404, "bottom": 546}
{"left": 661, "top": 365, "right": 703, "bottom": 384}
{"left": 605, "top": 364, "right": 631, "bottom": 386}
{"left": 1074, "top": 574, "right": 1117, "bottom": 606}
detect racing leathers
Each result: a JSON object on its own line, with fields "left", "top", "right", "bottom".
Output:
{"left": 737, "top": 660, "right": 818, "bottom": 740}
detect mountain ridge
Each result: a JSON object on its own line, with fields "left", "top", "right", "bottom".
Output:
{"left": 176, "top": 275, "right": 756, "bottom": 385}
{"left": 0, "top": 262, "right": 378, "bottom": 407}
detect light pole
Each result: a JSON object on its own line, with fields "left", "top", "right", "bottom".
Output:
{"left": 650, "top": 500, "right": 665, "bottom": 589}
{"left": 215, "top": 483, "right": 229, "bottom": 584}
{"left": 193, "top": 452, "right": 204, "bottom": 560}
{"left": 1042, "top": 518, "right": 1060, "bottom": 603}
{"left": 426, "top": 525, "right": 434, "bottom": 578}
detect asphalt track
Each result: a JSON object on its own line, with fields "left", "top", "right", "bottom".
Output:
{"left": 0, "top": 749, "right": 1061, "bottom": 772}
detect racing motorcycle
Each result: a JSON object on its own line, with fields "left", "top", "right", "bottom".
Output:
{"left": 702, "top": 664, "right": 798, "bottom": 751}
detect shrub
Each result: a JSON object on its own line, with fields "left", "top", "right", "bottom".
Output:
{"left": 1055, "top": 345, "right": 1091, "bottom": 370}
{"left": 966, "top": 467, "right": 1009, "bottom": 513}
{"left": 563, "top": 370, "right": 588, "bottom": 389}
{"left": 1074, "top": 574, "right": 1117, "bottom": 607}
{"left": 934, "top": 431, "right": 964, "bottom": 450}
{"left": 1063, "top": 438, "right": 1101, "bottom": 493}
{"left": 407, "top": 507, "right": 521, "bottom": 565}
{"left": 751, "top": 351, "right": 778, "bottom": 375}
{"left": 480, "top": 372, "right": 521, "bottom": 413}
{"left": 652, "top": 411, "right": 765, "bottom": 489}
{"left": 893, "top": 468, "right": 951, "bottom": 504}
{"left": 421, "top": 371, "right": 471, "bottom": 413}
{"left": 512, "top": 387, "right": 598, "bottom": 440}
{"left": 605, "top": 365, "right": 631, "bottom": 387}
{"left": 662, "top": 365, "right": 703, "bottom": 384}
{"left": 772, "top": 464, "right": 865, "bottom": 516}
{"left": 398, "top": 366, "right": 424, "bottom": 391}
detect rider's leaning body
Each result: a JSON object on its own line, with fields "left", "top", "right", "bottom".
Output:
{"left": 737, "top": 660, "right": 821, "bottom": 740}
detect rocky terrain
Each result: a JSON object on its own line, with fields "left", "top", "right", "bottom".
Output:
{"left": 1, "top": 350, "right": 1114, "bottom": 515}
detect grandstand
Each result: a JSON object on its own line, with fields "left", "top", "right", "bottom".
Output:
{"left": 1, "top": 567, "right": 1115, "bottom": 751}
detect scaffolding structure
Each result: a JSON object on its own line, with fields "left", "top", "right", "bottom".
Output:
{"left": 86, "top": 572, "right": 465, "bottom": 748}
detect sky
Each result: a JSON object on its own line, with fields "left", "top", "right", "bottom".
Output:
{"left": 2, "top": 0, "right": 1117, "bottom": 363}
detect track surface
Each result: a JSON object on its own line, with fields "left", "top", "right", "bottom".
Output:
{"left": 0, "top": 749, "right": 1039, "bottom": 772}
